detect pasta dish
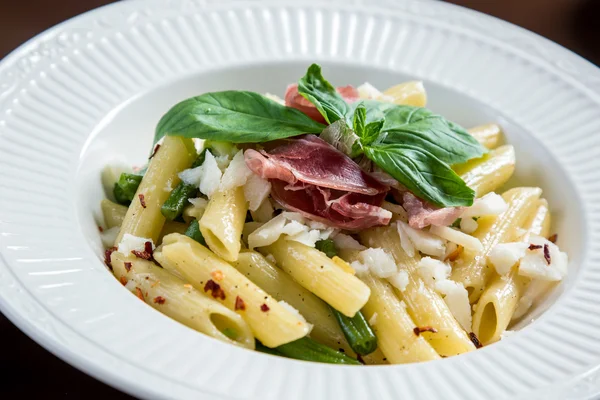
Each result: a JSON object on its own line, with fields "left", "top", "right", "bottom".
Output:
{"left": 98, "top": 64, "right": 568, "bottom": 365}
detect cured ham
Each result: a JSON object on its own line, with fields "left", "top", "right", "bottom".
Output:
{"left": 399, "top": 191, "right": 464, "bottom": 229}
{"left": 244, "top": 135, "right": 391, "bottom": 230}
{"left": 284, "top": 84, "right": 360, "bottom": 123}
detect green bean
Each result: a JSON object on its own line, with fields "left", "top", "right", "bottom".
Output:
{"left": 113, "top": 173, "right": 143, "bottom": 205}
{"left": 315, "top": 239, "right": 338, "bottom": 258}
{"left": 276, "top": 337, "right": 361, "bottom": 365}
{"left": 331, "top": 308, "right": 378, "bottom": 355}
{"left": 161, "top": 183, "right": 198, "bottom": 220}
{"left": 184, "top": 220, "right": 206, "bottom": 246}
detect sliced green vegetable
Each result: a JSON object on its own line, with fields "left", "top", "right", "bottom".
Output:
{"left": 154, "top": 91, "right": 325, "bottom": 144}
{"left": 315, "top": 239, "right": 338, "bottom": 259}
{"left": 331, "top": 308, "right": 377, "bottom": 356}
{"left": 184, "top": 219, "right": 206, "bottom": 246}
{"left": 113, "top": 173, "right": 143, "bottom": 205}
{"left": 364, "top": 143, "right": 475, "bottom": 207}
{"left": 161, "top": 183, "right": 198, "bottom": 221}
{"left": 255, "top": 341, "right": 283, "bottom": 356}
{"left": 276, "top": 337, "right": 361, "bottom": 365}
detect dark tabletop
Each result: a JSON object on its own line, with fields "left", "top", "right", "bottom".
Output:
{"left": 1, "top": 1, "right": 599, "bottom": 399}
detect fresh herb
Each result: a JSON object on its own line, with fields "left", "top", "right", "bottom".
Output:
{"left": 363, "top": 144, "right": 475, "bottom": 207}
{"left": 154, "top": 91, "right": 325, "bottom": 144}
{"left": 113, "top": 173, "right": 143, "bottom": 205}
{"left": 315, "top": 239, "right": 338, "bottom": 258}
{"left": 352, "top": 103, "right": 384, "bottom": 146}
{"left": 297, "top": 64, "right": 351, "bottom": 124}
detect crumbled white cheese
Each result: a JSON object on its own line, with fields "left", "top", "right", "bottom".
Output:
{"left": 459, "top": 217, "right": 478, "bottom": 234}
{"left": 281, "top": 220, "right": 308, "bottom": 236}
{"left": 286, "top": 229, "right": 321, "bottom": 247}
{"left": 264, "top": 92, "right": 286, "bottom": 105}
{"left": 461, "top": 192, "right": 508, "bottom": 218}
{"left": 220, "top": 150, "right": 253, "bottom": 191}
{"left": 100, "top": 226, "right": 120, "bottom": 248}
{"left": 397, "top": 220, "right": 446, "bottom": 257}
{"left": 417, "top": 257, "right": 471, "bottom": 331}
{"left": 332, "top": 233, "right": 366, "bottom": 250}
{"left": 357, "top": 248, "right": 397, "bottom": 278}
{"left": 397, "top": 220, "right": 416, "bottom": 257}
{"left": 518, "top": 235, "right": 568, "bottom": 281}
{"left": 178, "top": 166, "right": 203, "bottom": 187}
{"left": 189, "top": 197, "right": 208, "bottom": 208}
{"left": 179, "top": 150, "right": 223, "bottom": 198}
{"left": 488, "top": 242, "right": 529, "bottom": 275}
{"left": 247, "top": 214, "right": 287, "bottom": 249}
{"left": 117, "top": 234, "right": 154, "bottom": 255}
{"left": 430, "top": 225, "right": 483, "bottom": 252}
{"left": 247, "top": 213, "right": 327, "bottom": 249}
{"left": 244, "top": 173, "right": 272, "bottom": 212}
{"left": 388, "top": 270, "right": 409, "bottom": 292}
{"left": 318, "top": 228, "right": 336, "bottom": 240}
{"left": 368, "top": 312, "right": 378, "bottom": 326}
{"left": 282, "top": 212, "right": 305, "bottom": 224}
{"left": 350, "top": 260, "right": 369, "bottom": 275}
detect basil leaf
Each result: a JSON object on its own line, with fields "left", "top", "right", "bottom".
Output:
{"left": 154, "top": 91, "right": 325, "bottom": 144}
{"left": 352, "top": 104, "right": 367, "bottom": 137}
{"left": 353, "top": 102, "right": 384, "bottom": 146}
{"left": 381, "top": 106, "right": 486, "bottom": 165}
{"left": 320, "top": 120, "right": 362, "bottom": 158}
{"left": 364, "top": 143, "right": 475, "bottom": 207}
{"left": 297, "top": 64, "right": 350, "bottom": 124}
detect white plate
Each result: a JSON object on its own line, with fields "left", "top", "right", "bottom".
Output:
{"left": 1, "top": 0, "right": 600, "bottom": 399}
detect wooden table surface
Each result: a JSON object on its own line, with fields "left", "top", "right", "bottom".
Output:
{"left": 1, "top": 1, "right": 599, "bottom": 399}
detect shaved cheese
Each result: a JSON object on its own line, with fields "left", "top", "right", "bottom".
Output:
{"left": 117, "top": 234, "right": 154, "bottom": 255}
{"left": 430, "top": 225, "right": 483, "bottom": 252}
{"left": 357, "top": 82, "right": 394, "bottom": 102}
{"left": 188, "top": 197, "right": 208, "bottom": 208}
{"left": 332, "top": 233, "right": 366, "bottom": 250}
{"left": 178, "top": 166, "right": 203, "bottom": 187}
{"left": 247, "top": 212, "right": 331, "bottom": 249}
{"left": 244, "top": 173, "right": 271, "bottom": 211}
{"left": 220, "top": 150, "right": 253, "bottom": 191}
{"left": 368, "top": 312, "right": 378, "bottom": 326}
{"left": 187, "top": 150, "right": 223, "bottom": 198}
{"left": 388, "top": 270, "right": 409, "bottom": 292}
{"left": 398, "top": 220, "right": 446, "bottom": 257}
{"left": 460, "top": 217, "right": 478, "bottom": 234}
{"left": 357, "top": 248, "right": 397, "bottom": 278}
{"left": 350, "top": 260, "right": 369, "bottom": 275}
{"left": 318, "top": 228, "right": 336, "bottom": 240}
{"left": 396, "top": 220, "right": 415, "bottom": 257}
{"left": 488, "top": 242, "right": 528, "bottom": 275}
{"left": 248, "top": 214, "right": 287, "bottom": 249}
{"left": 518, "top": 235, "right": 568, "bottom": 281}
{"left": 100, "top": 226, "right": 120, "bottom": 248}
{"left": 461, "top": 192, "right": 508, "bottom": 218}
{"left": 286, "top": 229, "right": 321, "bottom": 247}
{"left": 282, "top": 212, "right": 305, "bottom": 224}
{"left": 417, "top": 257, "right": 451, "bottom": 287}
{"left": 435, "top": 279, "right": 472, "bottom": 331}
{"left": 281, "top": 220, "right": 308, "bottom": 236}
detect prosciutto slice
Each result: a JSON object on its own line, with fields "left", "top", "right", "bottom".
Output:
{"left": 244, "top": 135, "right": 391, "bottom": 230}
{"left": 397, "top": 191, "right": 464, "bottom": 229}
{"left": 285, "top": 84, "right": 360, "bottom": 123}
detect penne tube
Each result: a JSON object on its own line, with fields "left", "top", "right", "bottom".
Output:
{"left": 101, "top": 199, "right": 128, "bottom": 228}
{"left": 111, "top": 252, "right": 254, "bottom": 349}
{"left": 262, "top": 239, "right": 371, "bottom": 318}
{"left": 451, "top": 187, "right": 542, "bottom": 303}
{"left": 360, "top": 227, "right": 475, "bottom": 356}
{"left": 467, "top": 124, "right": 503, "bottom": 149}
{"left": 382, "top": 81, "right": 427, "bottom": 107}
{"left": 232, "top": 250, "right": 353, "bottom": 354}
{"left": 472, "top": 199, "right": 551, "bottom": 344}
{"left": 154, "top": 233, "right": 311, "bottom": 348}
{"left": 199, "top": 187, "right": 247, "bottom": 262}
{"left": 341, "top": 247, "right": 440, "bottom": 364}
{"left": 115, "top": 136, "right": 197, "bottom": 245}
{"left": 456, "top": 145, "right": 515, "bottom": 197}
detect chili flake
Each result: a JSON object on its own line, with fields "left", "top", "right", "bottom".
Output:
{"left": 528, "top": 244, "right": 542, "bottom": 251}
{"left": 149, "top": 143, "right": 161, "bottom": 159}
{"left": 469, "top": 332, "right": 482, "bottom": 348}
{"left": 260, "top": 303, "right": 270, "bottom": 312}
{"left": 543, "top": 244, "right": 551, "bottom": 265}
{"left": 445, "top": 245, "right": 463, "bottom": 262}
{"left": 119, "top": 276, "right": 127, "bottom": 286}
{"left": 413, "top": 326, "right": 437, "bottom": 336}
{"left": 138, "top": 194, "right": 146, "bottom": 208}
{"left": 104, "top": 247, "right": 117, "bottom": 270}
{"left": 153, "top": 296, "right": 166, "bottom": 305}
{"left": 135, "top": 287, "right": 144, "bottom": 301}
{"left": 124, "top": 262, "right": 132, "bottom": 272}
{"left": 548, "top": 233, "right": 558, "bottom": 243}
{"left": 98, "top": 226, "right": 104, "bottom": 233}
{"left": 204, "top": 279, "right": 226, "bottom": 300}
{"left": 235, "top": 296, "right": 246, "bottom": 311}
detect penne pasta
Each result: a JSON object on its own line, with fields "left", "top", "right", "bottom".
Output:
{"left": 111, "top": 251, "right": 254, "bottom": 349}
{"left": 360, "top": 227, "right": 476, "bottom": 357}
{"left": 232, "top": 250, "right": 353, "bottom": 354}
{"left": 199, "top": 187, "right": 247, "bottom": 262}
{"left": 451, "top": 187, "right": 542, "bottom": 303}
{"left": 468, "top": 124, "right": 503, "bottom": 149}
{"left": 154, "top": 233, "right": 311, "bottom": 348}
{"left": 457, "top": 145, "right": 515, "bottom": 197}
{"left": 262, "top": 239, "right": 371, "bottom": 317}
{"left": 115, "top": 136, "right": 197, "bottom": 245}
{"left": 101, "top": 199, "right": 128, "bottom": 229}
{"left": 472, "top": 199, "right": 551, "bottom": 344}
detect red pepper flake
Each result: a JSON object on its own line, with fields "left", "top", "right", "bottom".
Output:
{"left": 204, "top": 279, "right": 226, "bottom": 300}
{"left": 528, "top": 244, "right": 543, "bottom": 251}
{"left": 153, "top": 296, "right": 166, "bottom": 305}
{"left": 543, "top": 244, "right": 551, "bottom": 265}
{"left": 444, "top": 245, "right": 463, "bottom": 262}
{"left": 211, "top": 270, "right": 224, "bottom": 281}
{"left": 548, "top": 233, "right": 558, "bottom": 243}
{"left": 138, "top": 193, "right": 146, "bottom": 208}
{"left": 104, "top": 246, "right": 117, "bottom": 270}
{"left": 149, "top": 143, "right": 161, "bottom": 159}
{"left": 356, "top": 354, "right": 365, "bottom": 365}
{"left": 413, "top": 326, "right": 437, "bottom": 336}
{"left": 119, "top": 276, "right": 128, "bottom": 286}
{"left": 98, "top": 226, "right": 104, "bottom": 233}
{"left": 469, "top": 332, "right": 482, "bottom": 348}
{"left": 135, "top": 287, "right": 144, "bottom": 301}
{"left": 260, "top": 303, "right": 270, "bottom": 312}
{"left": 124, "top": 262, "right": 132, "bottom": 272}
{"left": 235, "top": 296, "right": 246, "bottom": 311}
{"left": 131, "top": 242, "right": 154, "bottom": 260}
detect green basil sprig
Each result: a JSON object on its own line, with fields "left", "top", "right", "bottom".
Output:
{"left": 154, "top": 91, "right": 325, "bottom": 144}
{"left": 297, "top": 64, "right": 352, "bottom": 124}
